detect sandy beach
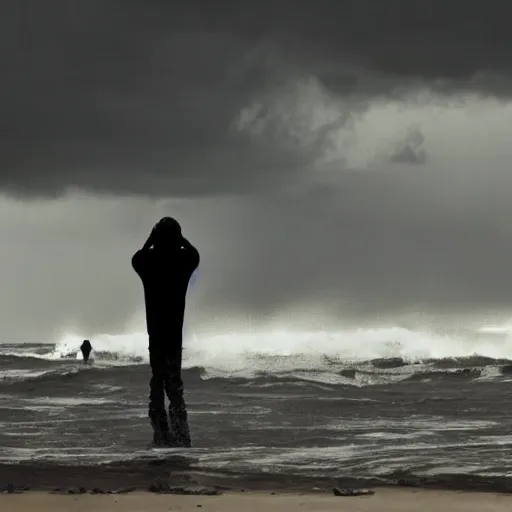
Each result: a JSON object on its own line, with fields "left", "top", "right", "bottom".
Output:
{"left": 2, "top": 460, "right": 512, "bottom": 512}
{"left": 3, "top": 489, "right": 512, "bottom": 512}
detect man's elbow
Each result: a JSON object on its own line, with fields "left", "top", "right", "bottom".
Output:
{"left": 131, "top": 251, "right": 143, "bottom": 272}
{"left": 188, "top": 247, "right": 200, "bottom": 270}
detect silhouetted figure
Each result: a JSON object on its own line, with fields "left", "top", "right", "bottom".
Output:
{"left": 132, "top": 217, "right": 200, "bottom": 447}
{"left": 80, "top": 339, "right": 92, "bottom": 363}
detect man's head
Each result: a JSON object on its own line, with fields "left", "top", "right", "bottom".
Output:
{"left": 152, "top": 217, "right": 182, "bottom": 247}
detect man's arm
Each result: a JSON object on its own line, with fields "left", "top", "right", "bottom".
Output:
{"left": 142, "top": 229, "right": 157, "bottom": 251}
{"left": 132, "top": 230, "right": 156, "bottom": 276}
{"left": 180, "top": 236, "right": 200, "bottom": 271}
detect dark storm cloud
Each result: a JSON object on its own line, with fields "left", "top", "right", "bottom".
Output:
{"left": 4, "top": 0, "right": 512, "bottom": 336}
{"left": 1, "top": 0, "right": 511, "bottom": 196}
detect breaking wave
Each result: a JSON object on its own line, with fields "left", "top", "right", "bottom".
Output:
{"left": 1, "top": 323, "right": 512, "bottom": 384}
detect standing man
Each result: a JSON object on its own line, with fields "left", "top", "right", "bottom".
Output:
{"left": 80, "top": 339, "right": 93, "bottom": 363}
{"left": 132, "top": 217, "right": 200, "bottom": 447}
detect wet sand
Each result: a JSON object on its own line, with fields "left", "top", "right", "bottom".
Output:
{"left": 3, "top": 459, "right": 512, "bottom": 496}
{"left": 3, "top": 489, "right": 512, "bottom": 512}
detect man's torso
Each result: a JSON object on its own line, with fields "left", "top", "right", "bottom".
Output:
{"left": 132, "top": 246, "right": 198, "bottom": 337}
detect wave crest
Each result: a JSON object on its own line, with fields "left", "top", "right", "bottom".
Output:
{"left": 2, "top": 325, "right": 512, "bottom": 384}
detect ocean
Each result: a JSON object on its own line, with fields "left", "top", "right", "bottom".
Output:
{"left": 2, "top": 324, "right": 512, "bottom": 489}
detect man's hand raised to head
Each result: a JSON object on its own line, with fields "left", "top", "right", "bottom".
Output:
{"left": 142, "top": 226, "right": 158, "bottom": 250}
{"left": 180, "top": 236, "right": 193, "bottom": 250}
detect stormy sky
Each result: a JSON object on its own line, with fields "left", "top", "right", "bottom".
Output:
{"left": 2, "top": 0, "right": 512, "bottom": 341}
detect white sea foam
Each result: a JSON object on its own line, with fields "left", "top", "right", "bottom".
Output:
{"left": 46, "top": 324, "right": 512, "bottom": 373}
{"left": 3, "top": 321, "right": 512, "bottom": 380}
{"left": 0, "top": 369, "right": 49, "bottom": 381}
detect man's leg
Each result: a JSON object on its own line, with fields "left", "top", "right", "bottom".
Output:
{"left": 148, "top": 338, "right": 170, "bottom": 446}
{"left": 163, "top": 341, "right": 191, "bottom": 447}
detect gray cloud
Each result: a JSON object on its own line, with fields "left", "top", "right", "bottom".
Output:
{"left": 2, "top": 1, "right": 512, "bottom": 341}
{"left": 391, "top": 127, "right": 426, "bottom": 164}
{"left": 5, "top": 175, "right": 512, "bottom": 342}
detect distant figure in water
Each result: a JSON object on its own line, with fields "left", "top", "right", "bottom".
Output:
{"left": 80, "top": 339, "right": 92, "bottom": 363}
{"left": 132, "top": 217, "right": 200, "bottom": 447}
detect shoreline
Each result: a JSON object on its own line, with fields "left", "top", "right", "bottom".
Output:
{"left": 1, "top": 459, "right": 512, "bottom": 495}
{"left": 3, "top": 489, "right": 512, "bottom": 512}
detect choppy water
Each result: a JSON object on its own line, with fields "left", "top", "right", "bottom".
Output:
{"left": 2, "top": 326, "right": 512, "bottom": 480}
